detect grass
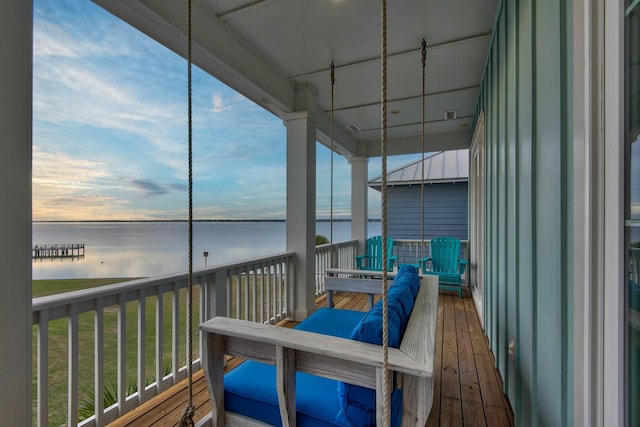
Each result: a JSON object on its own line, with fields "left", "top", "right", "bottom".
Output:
{"left": 32, "top": 278, "right": 200, "bottom": 426}
{"left": 33, "top": 278, "right": 136, "bottom": 297}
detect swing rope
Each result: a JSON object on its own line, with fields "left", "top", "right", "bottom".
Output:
{"left": 380, "top": 0, "right": 390, "bottom": 426}
{"left": 179, "top": 0, "right": 195, "bottom": 424}
{"left": 421, "top": 39, "right": 427, "bottom": 261}
{"left": 330, "top": 61, "right": 335, "bottom": 267}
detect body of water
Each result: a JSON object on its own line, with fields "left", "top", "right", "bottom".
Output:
{"left": 32, "top": 221, "right": 381, "bottom": 280}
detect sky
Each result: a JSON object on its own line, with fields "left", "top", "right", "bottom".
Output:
{"left": 32, "top": 0, "right": 421, "bottom": 221}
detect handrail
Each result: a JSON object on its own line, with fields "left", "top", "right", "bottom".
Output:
{"left": 32, "top": 252, "right": 295, "bottom": 427}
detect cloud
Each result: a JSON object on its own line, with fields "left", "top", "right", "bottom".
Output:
{"left": 211, "top": 93, "right": 230, "bottom": 113}
{"left": 33, "top": 147, "right": 109, "bottom": 187}
{"left": 124, "top": 178, "right": 188, "bottom": 197}
{"left": 33, "top": 16, "right": 133, "bottom": 59}
{"left": 128, "top": 179, "right": 169, "bottom": 196}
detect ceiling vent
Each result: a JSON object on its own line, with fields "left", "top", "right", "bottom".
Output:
{"left": 444, "top": 110, "right": 458, "bottom": 120}
{"left": 347, "top": 123, "right": 361, "bottom": 133}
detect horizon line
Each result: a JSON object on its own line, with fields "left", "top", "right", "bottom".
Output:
{"left": 32, "top": 218, "right": 382, "bottom": 223}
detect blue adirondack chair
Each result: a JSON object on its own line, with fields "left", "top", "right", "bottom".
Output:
{"left": 420, "top": 236, "right": 467, "bottom": 298}
{"left": 355, "top": 235, "right": 397, "bottom": 271}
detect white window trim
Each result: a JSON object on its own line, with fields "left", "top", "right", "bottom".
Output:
{"left": 603, "top": 0, "right": 625, "bottom": 426}
{"left": 573, "top": 0, "right": 625, "bottom": 426}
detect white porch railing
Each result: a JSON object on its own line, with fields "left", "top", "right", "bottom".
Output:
{"left": 32, "top": 252, "right": 294, "bottom": 427}
{"left": 314, "top": 239, "right": 358, "bottom": 296}
{"left": 393, "top": 239, "right": 470, "bottom": 283}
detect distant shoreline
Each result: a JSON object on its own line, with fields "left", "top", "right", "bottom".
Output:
{"left": 33, "top": 218, "right": 382, "bottom": 223}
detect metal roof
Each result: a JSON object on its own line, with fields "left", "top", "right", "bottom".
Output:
{"left": 369, "top": 149, "right": 469, "bottom": 190}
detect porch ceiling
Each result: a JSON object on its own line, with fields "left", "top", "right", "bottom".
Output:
{"left": 93, "top": 0, "right": 498, "bottom": 159}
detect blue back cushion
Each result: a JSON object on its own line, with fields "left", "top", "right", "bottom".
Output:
{"left": 396, "top": 264, "right": 420, "bottom": 298}
{"left": 337, "top": 268, "right": 419, "bottom": 426}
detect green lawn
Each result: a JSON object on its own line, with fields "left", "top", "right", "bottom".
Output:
{"left": 33, "top": 278, "right": 136, "bottom": 297}
{"left": 32, "top": 278, "right": 199, "bottom": 426}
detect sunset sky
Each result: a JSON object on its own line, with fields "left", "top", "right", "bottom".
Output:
{"left": 32, "top": 0, "right": 420, "bottom": 221}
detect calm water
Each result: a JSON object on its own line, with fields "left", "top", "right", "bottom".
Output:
{"left": 32, "top": 221, "right": 381, "bottom": 280}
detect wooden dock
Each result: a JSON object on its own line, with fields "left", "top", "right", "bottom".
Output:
{"left": 32, "top": 243, "right": 85, "bottom": 259}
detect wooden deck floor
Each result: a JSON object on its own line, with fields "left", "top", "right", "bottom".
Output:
{"left": 108, "top": 291, "right": 513, "bottom": 427}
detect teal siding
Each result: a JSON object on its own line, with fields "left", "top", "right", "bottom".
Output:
{"left": 475, "top": 0, "right": 572, "bottom": 425}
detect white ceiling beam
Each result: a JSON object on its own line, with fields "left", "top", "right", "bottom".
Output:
{"left": 288, "top": 33, "right": 492, "bottom": 82}
{"left": 360, "top": 130, "right": 471, "bottom": 157}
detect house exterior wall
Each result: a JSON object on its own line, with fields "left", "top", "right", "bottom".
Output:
{"left": 474, "top": 0, "right": 573, "bottom": 425}
{"left": 386, "top": 183, "right": 468, "bottom": 241}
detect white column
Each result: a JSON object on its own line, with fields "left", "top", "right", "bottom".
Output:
{"left": 0, "top": 0, "right": 32, "bottom": 423}
{"left": 286, "top": 112, "right": 317, "bottom": 321}
{"left": 350, "top": 157, "right": 368, "bottom": 254}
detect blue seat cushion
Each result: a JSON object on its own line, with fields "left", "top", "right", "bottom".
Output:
{"left": 294, "top": 307, "right": 365, "bottom": 338}
{"left": 225, "top": 361, "right": 346, "bottom": 427}
{"left": 224, "top": 308, "right": 400, "bottom": 426}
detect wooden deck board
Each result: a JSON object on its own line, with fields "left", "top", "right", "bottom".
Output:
{"left": 109, "top": 290, "right": 513, "bottom": 427}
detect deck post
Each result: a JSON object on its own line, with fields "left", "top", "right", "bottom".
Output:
{"left": 0, "top": 0, "right": 32, "bottom": 423}
{"left": 285, "top": 97, "right": 317, "bottom": 321}
{"left": 350, "top": 156, "right": 369, "bottom": 257}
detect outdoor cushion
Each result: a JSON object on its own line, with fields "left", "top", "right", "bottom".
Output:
{"left": 336, "top": 267, "right": 419, "bottom": 426}
{"left": 336, "top": 304, "right": 404, "bottom": 426}
{"left": 395, "top": 264, "right": 420, "bottom": 298}
{"left": 224, "top": 308, "right": 372, "bottom": 427}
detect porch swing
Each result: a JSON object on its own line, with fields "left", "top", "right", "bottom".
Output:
{"left": 190, "top": 1, "right": 439, "bottom": 426}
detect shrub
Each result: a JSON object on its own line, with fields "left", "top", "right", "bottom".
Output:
{"left": 315, "top": 234, "right": 329, "bottom": 245}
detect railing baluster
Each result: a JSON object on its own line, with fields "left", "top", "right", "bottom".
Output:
{"left": 37, "top": 309, "right": 49, "bottom": 427}
{"left": 266, "top": 263, "right": 273, "bottom": 324}
{"left": 277, "top": 260, "right": 283, "bottom": 320}
{"left": 249, "top": 265, "right": 258, "bottom": 322}
{"left": 68, "top": 303, "right": 79, "bottom": 425}
{"left": 172, "top": 282, "right": 179, "bottom": 381}
{"left": 137, "top": 289, "right": 146, "bottom": 403}
{"left": 226, "top": 270, "right": 233, "bottom": 319}
{"left": 155, "top": 286, "right": 164, "bottom": 392}
{"left": 243, "top": 266, "right": 249, "bottom": 321}
{"left": 232, "top": 269, "right": 238, "bottom": 319}
{"left": 94, "top": 299, "right": 105, "bottom": 425}
{"left": 117, "top": 294, "right": 127, "bottom": 414}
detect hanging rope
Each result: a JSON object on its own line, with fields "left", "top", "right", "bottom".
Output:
{"left": 330, "top": 61, "right": 335, "bottom": 268}
{"left": 420, "top": 39, "right": 427, "bottom": 262}
{"left": 179, "top": 0, "right": 195, "bottom": 425}
{"left": 380, "top": 1, "right": 390, "bottom": 426}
